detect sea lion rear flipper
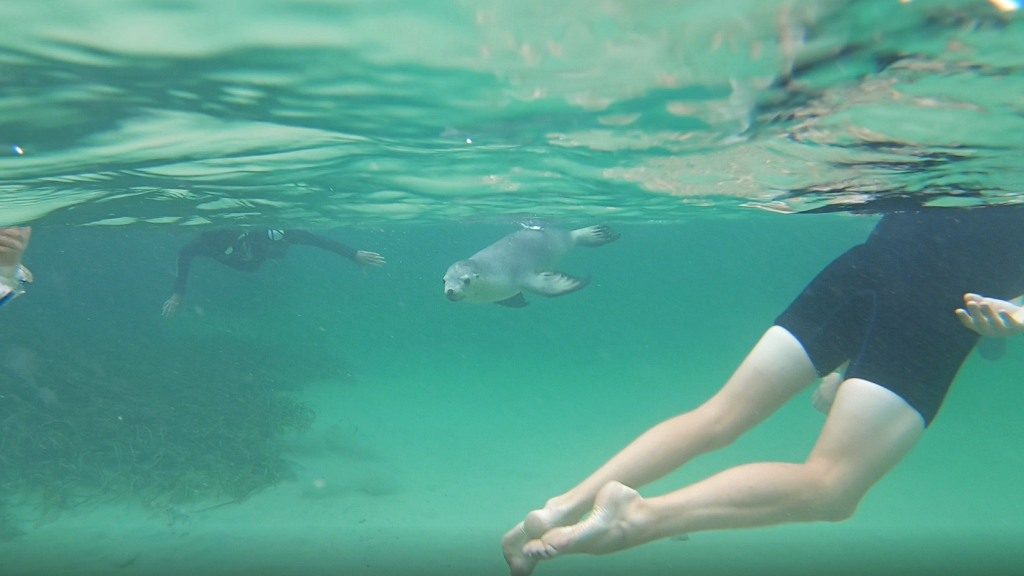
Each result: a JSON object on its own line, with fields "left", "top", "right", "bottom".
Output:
{"left": 524, "top": 271, "right": 590, "bottom": 297}
{"left": 495, "top": 293, "right": 529, "bottom": 308}
{"left": 570, "top": 225, "right": 620, "bottom": 247}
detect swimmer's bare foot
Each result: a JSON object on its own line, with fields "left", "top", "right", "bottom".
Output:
{"left": 503, "top": 501, "right": 584, "bottom": 576}
{"left": 523, "top": 482, "right": 642, "bottom": 561}
{"left": 502, "top": 522, "right": 538, "bottom": 576}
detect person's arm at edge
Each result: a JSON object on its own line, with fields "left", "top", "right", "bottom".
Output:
{"left": 955, "top": 292, "right": 1024, "bottom": 339}
{"left": 0, "top": 227, "right": 31, "bottom": 271}
{"left": 0, "top": 228, "right": 33, "bottom": 306}
{"left": 283, "top": 229, "right": 386, "bottom": 267}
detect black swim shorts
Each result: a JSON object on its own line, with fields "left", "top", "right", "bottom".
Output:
{"left": 776, "top": 245, "right": 977, "bottom": 424}
{"left": 775, "top": 208, "right": 1024, "bottom": 425}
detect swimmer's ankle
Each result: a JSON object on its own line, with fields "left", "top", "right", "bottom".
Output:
{"left": 523, "top": 494, "right": 588, "bottom": 537}
{"left": 546, "top": 492, "right": 591, "bottom": 520}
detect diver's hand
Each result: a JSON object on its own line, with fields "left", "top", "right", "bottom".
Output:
{"left": 355, "top": 250, "right": 386, "bottom": 268}
{"left": 162, "top": 293, "right": 183, "bottom": 318}
{"left": 955, "top": 293, "right": 1024, "bottom": 338}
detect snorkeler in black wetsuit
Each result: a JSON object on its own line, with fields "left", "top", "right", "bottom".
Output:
{"left": 162, "top": 228, "right": 385, "bottom": 317}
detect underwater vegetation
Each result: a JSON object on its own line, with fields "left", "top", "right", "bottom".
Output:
{"left": 0, "top": 325, "right": 345, "bottom": 539}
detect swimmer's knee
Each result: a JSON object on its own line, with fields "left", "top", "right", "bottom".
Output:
{"left": 803, "top": 471, "right": 865, "bottom": 522}
{"left": 814, "top": 493, "right": 859, "bottom": 522}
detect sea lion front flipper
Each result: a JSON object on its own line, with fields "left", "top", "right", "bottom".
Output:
{"left": 495, "top": 293, "right": 529, "bottom": 308}
{"left": 524, "top": 271, "right": 590, "bottom": 297}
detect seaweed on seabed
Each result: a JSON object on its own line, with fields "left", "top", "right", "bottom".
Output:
{"left": 0, "top": 326, "right": 327, "bottom": 527}
{"left": 0, "top": 498, "right": 26, "bottom": 542}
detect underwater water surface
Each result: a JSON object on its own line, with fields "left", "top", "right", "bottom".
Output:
{"left": 1, "top": 1, "right": 1024, "bottom": 575}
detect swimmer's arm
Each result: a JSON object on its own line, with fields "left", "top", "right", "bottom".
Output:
{"left": 282, "top": 230, "right": 385, "bottom": 267}
{"left": 171, "top": 239, "right": 209, "bottom": 296}
{"left": 162, "top": 240, "right": 203, "bottom": 317}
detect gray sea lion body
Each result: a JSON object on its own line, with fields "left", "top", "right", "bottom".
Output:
{"left": 443, "top": 224, "right": 619, "bottom": 307}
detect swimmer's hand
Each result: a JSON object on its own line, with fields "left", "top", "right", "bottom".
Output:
{"left": 355, "top": 250, "right": 386, "bottom": 268}
{"left": 811, "top": 369, "right": 843, "bottom": 415}
{"left": 955, "top": 293, "right": 1024, "bottom": 338}
{"left": 162, "top": 293, "right": 183, "bottom": 318}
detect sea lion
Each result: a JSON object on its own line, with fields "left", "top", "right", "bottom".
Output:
{"left": 443, "top": 224, "right": 620, "bottom": 307}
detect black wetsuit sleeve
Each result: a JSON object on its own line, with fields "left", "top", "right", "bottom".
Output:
{"left": 172, "top": 238, "right": 210, "bottom": 295}
{"left": 283, "top": 229, "right": 359, "bottom": 262}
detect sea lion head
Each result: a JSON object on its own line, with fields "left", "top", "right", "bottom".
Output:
{"left": 443, "top": 260, "right": 480, "bottom": 302}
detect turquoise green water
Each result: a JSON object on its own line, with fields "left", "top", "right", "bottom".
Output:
{"left": 2, "top": 1, "right": 1024, "bottom": 575}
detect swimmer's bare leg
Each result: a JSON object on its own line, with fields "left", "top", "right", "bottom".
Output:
{"left": 503, "top": 327, "right": 818, "bottom": 574}
{"left": 522, "top": 379, "right": 924, "bottom": 563}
